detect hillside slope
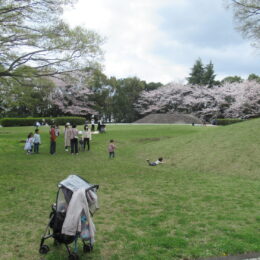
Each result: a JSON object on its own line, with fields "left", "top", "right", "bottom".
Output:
{"left": 135, "top": 113, "right": 203, "bottom": 124}
{"left": 141, "top": 118, "right": 260, "bottom": 179}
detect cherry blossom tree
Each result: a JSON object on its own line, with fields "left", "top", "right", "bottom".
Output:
{"left": 49, "top": 74, "right": 97, "bottom": 117}
{"left": 134, "top": 80, "right": 260, "bottom": 121}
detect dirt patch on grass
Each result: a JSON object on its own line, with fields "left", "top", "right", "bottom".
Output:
{"left": 136, "top": 136, "right": 172, "bottom": 143}
{"left": 137, "top": 137, "right": 161, "bottom": 142}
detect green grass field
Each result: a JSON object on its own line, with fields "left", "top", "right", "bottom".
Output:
{"left": 0, "top": 120, "right": 259, "bottom": 260}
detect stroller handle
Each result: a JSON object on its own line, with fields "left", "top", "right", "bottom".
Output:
{"left": 86, "top": 184, "right": 99, "bottom": 192}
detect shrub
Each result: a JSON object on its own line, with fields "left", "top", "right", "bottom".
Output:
{"left": 215, "top": 118, "right": 244, "bottom": 126}
{"left": 0, "top": 117, "right": 85, "bottom": 127}
{"left": 49, "top": 117, "right": 86, "bottom": 126}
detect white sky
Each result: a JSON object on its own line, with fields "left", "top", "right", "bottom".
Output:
{"left": 63, "top": 0, "right": 260, "bottom": 84}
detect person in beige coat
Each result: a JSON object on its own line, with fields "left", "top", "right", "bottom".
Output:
{"left": 64, "top": 123, "right": 71, "bottom": 152}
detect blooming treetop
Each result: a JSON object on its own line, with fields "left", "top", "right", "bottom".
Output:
{"left": 50, "top": 75, "right": 97, "bottom": 116}
{"left": 134, "top": 81, "right": 260, "bottom": 120}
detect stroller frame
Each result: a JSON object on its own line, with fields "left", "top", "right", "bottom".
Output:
{"left": 39, "top": 175, "right": 99, "bottom": 260}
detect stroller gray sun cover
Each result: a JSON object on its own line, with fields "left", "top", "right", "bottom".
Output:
{"left": 39, "top": 175, "right": 99, "bottom": 260}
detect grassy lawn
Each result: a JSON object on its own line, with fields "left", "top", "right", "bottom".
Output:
{"left": 0, "top": 120, "right": 259, "bottom": 260}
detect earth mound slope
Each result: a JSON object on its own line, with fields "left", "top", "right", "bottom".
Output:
{"left": 135, "top": 113, "right": 203, "bottom": 124}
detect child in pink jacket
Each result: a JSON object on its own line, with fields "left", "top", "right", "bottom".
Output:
{"left": 108, "top": 139, "right": 116, "bottom": 158}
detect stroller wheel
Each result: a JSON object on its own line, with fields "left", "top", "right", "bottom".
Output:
{"left": 83, "top": 243, "right": 93, "bottom": 253}
{"left": 39, "top": 244, "right": 50, "bottom": 254}
{"left": 68, "top": 252, "right": 79, "bottom": 260}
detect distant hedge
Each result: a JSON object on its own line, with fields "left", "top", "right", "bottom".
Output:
{"left": 215, "top": 118, "right": 244, "bottom": 126}
{"left": 0, "top": 117, "right": 85, "bottom": 127}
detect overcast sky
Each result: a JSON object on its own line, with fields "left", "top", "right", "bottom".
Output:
{"left": 63, "top": 0, "right": 260, "bottom": 84}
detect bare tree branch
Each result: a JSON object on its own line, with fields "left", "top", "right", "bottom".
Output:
{"left": 228, "top": 0, "right": 260, "bottom": 48}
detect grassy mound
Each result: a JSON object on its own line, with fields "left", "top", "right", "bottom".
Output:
{"left": 0, "top": 120, "right": 259, "bottom": 259}
{"left": 135, "top": 113, "right": 203, "bottom": 124}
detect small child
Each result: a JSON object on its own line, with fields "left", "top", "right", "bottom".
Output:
{"left": 55, "top": 125, "right": 60, "bottom": 137}
{"left": 33, "top": 129, "right": 41, "bottom": 153}
{"left": 108, "top": 139, "right": 116, "bottom": 158}
{"left": 78, "top": 131, "right": 84, "bottom": 151}
{"left": 146, "top": 157, "right": 164, "bottom": 166}
{"left": 24, "top": 132, "right": 34, "bottom": 155}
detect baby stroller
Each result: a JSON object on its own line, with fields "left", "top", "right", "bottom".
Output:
{"left": 39, "top": 175, "right": 99, "bottom": 260}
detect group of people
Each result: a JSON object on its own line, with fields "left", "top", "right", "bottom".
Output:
{"left": 24, "top": 129, "right": 41, "bottom": 155}
{"left": 90, "top": 118, "right": 106, "bottom": 133}
{"left": 63, "top": 123, "right": 92, "bottom": 155}
{"left": 24, "top": 122, "right": 117, "bottom": 158}
{"left": 24, "top": 120, "right": 164, "bottom": 164}
{"left": 24, "top": 123, "right": 164, "bottom": 164}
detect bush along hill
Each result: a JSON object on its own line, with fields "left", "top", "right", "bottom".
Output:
{"left": 0, "top": 117, "right": 85, "bottom": 127}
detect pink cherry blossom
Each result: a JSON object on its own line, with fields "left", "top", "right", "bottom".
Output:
{"left": 134, "top": 80, "right": 260, "bottom": 120}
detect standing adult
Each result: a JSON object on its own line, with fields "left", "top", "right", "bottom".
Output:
{"left": 64, "top": 122, "right": 71, "bottom": 152}
{"left": 50, "top": 125, "right": 57, "bottom": 155}
{"left": 68, "top": 125, "right": 79, "bottom": 155}
{"left": 91, "top": 117, "right": 95, "bottom": 132}
{"left": 97, "top": 118, "right": 102, "bottom": 132}
{"left": 82, "top": 125, "right": 92, "bottom": 151}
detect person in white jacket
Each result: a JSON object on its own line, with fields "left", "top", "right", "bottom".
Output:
{"left": 33, "top": 129, "right": 41, "bottom": 153}
{"left": 82, "top": 125, "right": 92, "bottom": 151}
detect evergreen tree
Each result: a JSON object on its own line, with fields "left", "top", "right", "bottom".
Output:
{"left": 188, "top": 59, "right": 217, "bottom": 87}
{"left": 203, "top": 61, "right": 216, "bottom": 87}
{"left": 187, "top": 58, "right": 205, "bottom": 85}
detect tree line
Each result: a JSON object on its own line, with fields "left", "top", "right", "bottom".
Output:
{"left": 1, "top": 64, "right": 259, "bottom": 122}
{"left": 134, "top": 80, "right": 260, "bottom": 122}
{"left": 0, "top": 0, "right": 259, "bottom": 122}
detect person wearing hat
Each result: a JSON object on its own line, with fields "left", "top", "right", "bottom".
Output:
{"left": 64, "top": 122, "right": 71, "bottom": 152}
